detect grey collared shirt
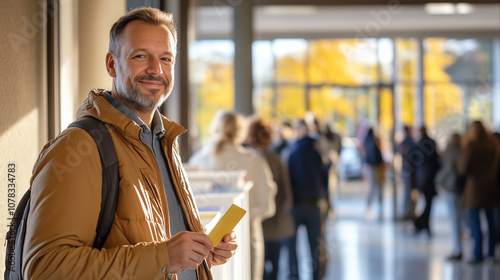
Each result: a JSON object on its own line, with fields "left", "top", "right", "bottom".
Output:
{"left": 104, "top": 92, "right": 196, "bottom": 279}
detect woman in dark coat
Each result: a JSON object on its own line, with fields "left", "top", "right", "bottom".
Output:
{"left": 458, "top": 120, "right": 500, "bottom": 263}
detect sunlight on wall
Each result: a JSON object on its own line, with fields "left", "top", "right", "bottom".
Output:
{"left": 0, "top": 109, "right": 40, "bottom": 272}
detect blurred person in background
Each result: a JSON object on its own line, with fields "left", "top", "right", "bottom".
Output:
{"left": 458, "top": 120, "right": 500, "bottom": 264}
{"left": 246, "top": 117, "right": 294, "bottom": 280}
{"left": 286, "top": 119, "right": 330, "bottom": 280}
{"left": 305, "top": 113, "right": 335, "bottom": 278}
{"left": 396, "top": 125, "right": 417, "bottom": 221}
{"left": 270, "top": 120, "right": 294, "bottom": 155}
{"left": 324, "top": 124, "right": 342, "bottom": 188}
{"left": 494, "top": 132, "right": 500, "bottom": 245}
{"left": 189, "top": 110, "right": 277, "bottom": 280}
{"left": 305, "top": 112, "right": 333, "bottom": 168}
{"left": 363, "top": 127, "right": 385, "bottom": 220}
{"left": 411, "top": 126, "right": 439, "bottom": 237}
{"left": 435, "top": 133, "right": 465, "bottom": 260}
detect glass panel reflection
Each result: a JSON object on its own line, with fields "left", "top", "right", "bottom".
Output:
{"left": 307, "top": 39, "right": 378, "bottom": 85}
{"left": 189, "top": 40, "right": 234, "bottom": 145}
{"left": 275, "top": 86, "right": 306, "bottom": 121}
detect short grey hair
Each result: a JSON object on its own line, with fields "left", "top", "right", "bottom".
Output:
{"left": 108, "top": 7, "right": 177, "bottom": 57}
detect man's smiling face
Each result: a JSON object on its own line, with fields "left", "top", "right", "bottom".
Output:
{"left": 109, "top": 20, "right": 176, "bottom": 113}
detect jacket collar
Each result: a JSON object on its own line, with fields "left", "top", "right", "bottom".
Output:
{"left": 76, "top": 89, "right": 186, "bottom": 143}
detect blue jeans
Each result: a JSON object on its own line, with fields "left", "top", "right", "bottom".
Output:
{"left": 367, "top": 166, "right": 383, "bottom": 217}
{"left": 444, "top": 191, "right": 465, "bottom": 255}
{"left": 468, "top": 208, "right": 498, "bottom": 260}
{"left": 264, "top": 239, "right": 285, "bottom": 280}
{"left": 288, "top": 205, "right": 322, "bottom": 280}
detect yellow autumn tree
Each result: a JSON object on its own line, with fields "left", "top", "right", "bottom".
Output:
{"left": 308, "top": 39, "right": 378, "bottom": 86}
{"left": 423, "top": 38, "right": 463, "bottom": 129}
{"left": 195, "top": 62, "right": 234, "bottom": 145}
{"left": 396, "top": 39, "right": 418, "bottom": 127}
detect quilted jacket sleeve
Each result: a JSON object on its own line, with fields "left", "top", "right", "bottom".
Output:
{"left": 23, "top": 128, "right": 171, "bottom": 280}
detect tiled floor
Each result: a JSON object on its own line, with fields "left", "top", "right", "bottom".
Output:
{"left": 277, "top": 179, "right": 500, "bottom": 280}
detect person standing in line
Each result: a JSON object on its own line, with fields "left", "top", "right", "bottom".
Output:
{"left": 458, "top": 121, "right": 500, "bottom": 263}
{"left": 493, "top": 132, "right": 500, "bottom": 245}
{"left": 324, "top": 124, "right": 342, "bottom": 195}
{"left": 189, "top": 110, "right": 277, "bottom": 280}
{"left": 412, "top": 126, "right": 440, "bottom": 237}
{"left": 396, "top": 125, "right": 417, "bottom": 221}
{"left": 270, "top": 120, "right": 294, "bottom": 155}
{"left": 363, "top": 127, "right": 385, "bottom": 220}
{"left": 286, "top": 119, "right": 329, "bottom": 280}
{"left": 305, "top": 113, "right": 334, "bottom": 279}
{"left": 246, "top": 117, "right": 294, "bottom": 280}
{"left": 23, "top": 8, "right": 237, "bottom": 280}
{"left": 434, "top": 133, "right": 465, "bottom": 260}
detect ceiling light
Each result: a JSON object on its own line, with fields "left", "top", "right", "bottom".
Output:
{"left": 261, "top": 6, "right": 317, "bottom": 15}
{"left": 425, "top": 3, "right": 475, "bottom": 15}
{"left": 456, "top": 3, "right": 474, "bottom": 14}
{"left": 425, "top": 3, "right": 456, "bottom": 15}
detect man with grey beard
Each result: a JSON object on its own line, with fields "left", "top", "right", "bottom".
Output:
{"left": 23, "top": 7, "right": 237, "bottom": 280}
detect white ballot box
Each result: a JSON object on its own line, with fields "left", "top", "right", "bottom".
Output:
{"left": 187, "top": 170, "right": 252, "bottom": 280}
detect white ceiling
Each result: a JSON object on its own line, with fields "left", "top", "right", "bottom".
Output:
{"left": 195, "top": 4, "right": 500, "bottom": 40}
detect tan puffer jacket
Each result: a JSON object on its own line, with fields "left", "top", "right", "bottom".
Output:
{"left": 23, "top": 89, "right": 212, "bottom": 280}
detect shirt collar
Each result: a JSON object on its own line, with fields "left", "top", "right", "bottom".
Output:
{"left": 151, "top": 109, "right": 166, "bottom": 138}
{"left": 103, "top": 91, "right": 165, "bottom": 138}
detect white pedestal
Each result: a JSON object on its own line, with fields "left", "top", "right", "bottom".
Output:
{"left": 188, "top": 169, "right": 252, "bottom": 280}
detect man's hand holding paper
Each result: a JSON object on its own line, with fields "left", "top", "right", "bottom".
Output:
{"left": 210, "top": 231, "right": 238, "bottom": 266}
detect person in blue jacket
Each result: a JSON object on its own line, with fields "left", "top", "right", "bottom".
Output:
{"left": 285, "top": 119, "right": 330, "bottom": 280}
{"left": 397, "top": 125, "right": 417, "bottom": 220}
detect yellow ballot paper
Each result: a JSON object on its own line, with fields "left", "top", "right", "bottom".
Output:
{"left": 208, "top": 204, "right": 246, "bottom": 247}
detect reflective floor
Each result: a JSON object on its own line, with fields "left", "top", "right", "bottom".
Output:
{"left": 277, "top": 179, "right": 500, "bottom": 280}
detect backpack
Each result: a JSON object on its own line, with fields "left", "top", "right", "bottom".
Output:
{"left": 364, "top": 136, "right": 383, "bottom": 166}
{"left": 4, "top": 116, "right": 119, "bottom": 280}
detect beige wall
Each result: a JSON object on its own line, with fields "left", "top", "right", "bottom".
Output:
{"left": 0, "top": 0, "right": 125, "bottom": 272}
{"left": 77, "top": 0, "right": 126, "bottom": 106}
{"left": 0, "top": 0, "right": 48, "bottom": 272}
{"left": 59, "top": 0, "right": 125, "bottom": 129}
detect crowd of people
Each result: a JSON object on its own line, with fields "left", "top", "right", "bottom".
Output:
{"left": 188, "top": 108, "right": 500, "bottom": 278}
{"left": 395, "top": 121, "right": 500, "bottom": 264}
{"left": 188, "top": 110, "right": 341, "bottom": 280}
{"left": 187, "top": 108, "right": 500, "bottom": 278}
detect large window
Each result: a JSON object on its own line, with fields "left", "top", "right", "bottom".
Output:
{"left": 189, "top": 40, "right": 234, "bottom": 147}
{"left": 395, "top": 38, "right": 419, "bottom": 130}
{"left": 423, "top": 38, "right": 493, "bottom": 144}
{"left": 189, "top": 37, "right": 496, "bottom": 151}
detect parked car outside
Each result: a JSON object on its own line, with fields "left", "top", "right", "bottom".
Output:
{"left": 338, "top": 137, "right": 363, "bottom": 179}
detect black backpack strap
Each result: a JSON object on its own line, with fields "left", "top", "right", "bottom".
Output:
{"left": 69, "top": 116, "right": 119, "bottom": 250}
{"left": 4, "top": 189, "right": 31, "bottom": 280}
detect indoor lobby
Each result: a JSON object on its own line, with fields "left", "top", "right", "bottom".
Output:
{"left": 1, "top": 1, "right": 499, "bottom": 279}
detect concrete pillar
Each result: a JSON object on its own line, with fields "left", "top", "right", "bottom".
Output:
{"left": 162, "top": 0, "right": 194, "bottom": 160}
{"left": 417, "top": 38, "right": 424, "bottom": 128}
{"left": 492, "top": 38, "right": 500, "bottom": 131}
{"left": 233, "top": 0, "right": 254, "bottom": 116}
{"left": 60, "top": 0, "right": 78, "bottom": 130}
